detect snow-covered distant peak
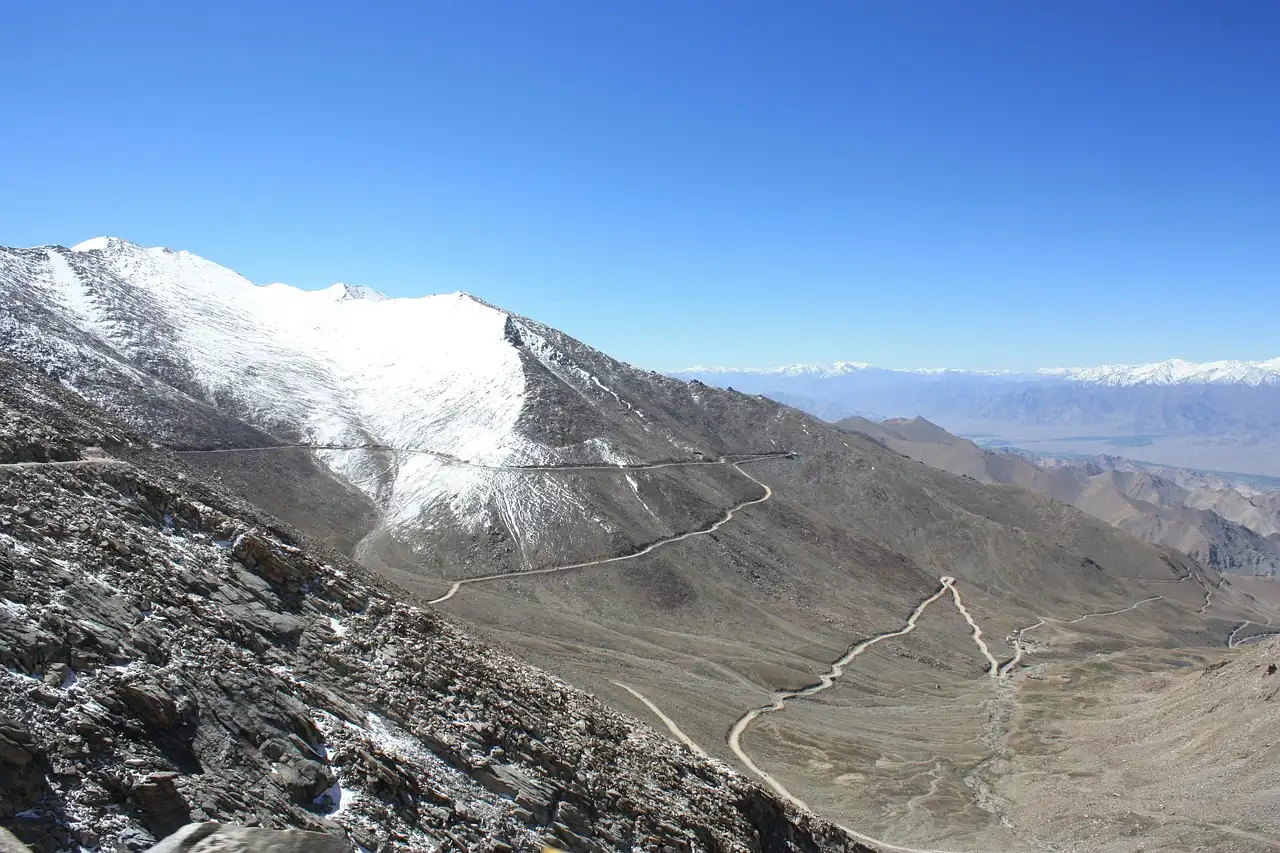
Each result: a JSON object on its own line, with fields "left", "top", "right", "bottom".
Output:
{"left": 68, "top": 236, "right": 183, "bottom": 257}
{"left": 679, "top": 357, "right": 1280, "bottom": 387}
{"left": 321, "top": 282, "right": 388, "bottom": 302}
{"left": 1040, "top": 358, "right": 1280, "bottom": 386}
{"left": 676, "top": 362, "right": 1022, "bottom": 379}
{"left": 678, "top": 361, "right": 873, "bottom": 378}
{"left": 70, "top": 236, "right": 124, "bottom": 253}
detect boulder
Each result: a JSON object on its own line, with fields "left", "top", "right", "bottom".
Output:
{"left": 272, "top": 759, "right": 334, "bottom": 806}
{"left": 476, "top": 763, "right": 557, "bottom": 824}
{"left": 130, "top": 772, "right": 191, "bottom": 838}
{"left": 119, "top": 680, "right": 180, "bottom": 730}
{"left": 231, "top": 533, "right": 315, "bottom": 587}
{"left": 0, "top": 729, "right": 35, "bottom": 767}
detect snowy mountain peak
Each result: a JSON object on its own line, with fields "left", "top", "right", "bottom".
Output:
{"left": 70, "top": 236, "right": 129, "bottom": 253}
{"left": 323, "top": 282, "right": 388, "bottom": 302}
{"left": 0, "top": 236, "right": 699, "bottom": 539}
{"left": 450, "top": 290, "right": 506, "bottom": 311}
{"left": 1039, "top": 357, "right": 1280, "bottom": 386}
{"left": 679, "top": 361, "right": 873, "bottom": 378}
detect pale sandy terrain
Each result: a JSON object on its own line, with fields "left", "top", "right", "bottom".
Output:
{"left": 996, "top": 638, "right": 1280, "bottom": 852}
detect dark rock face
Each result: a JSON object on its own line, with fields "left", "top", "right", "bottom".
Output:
{"left": 0, "top": 359, "right": 867, "bottom": 852}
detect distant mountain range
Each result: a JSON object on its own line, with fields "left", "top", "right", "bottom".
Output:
{"left": 679, "top": 357, "right": 1280, "bottom": 386}
{"left": 839, "top": 415, "right": 1280, "bottom": 577}
{"left": 674, "top": 358, "right": 1280, "bottom": 476}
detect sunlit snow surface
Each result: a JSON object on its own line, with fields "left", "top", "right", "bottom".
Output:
{"left": 90, "top": 244, "right": 533, "bottom": 461}
{"left": 5, "top": 237, "right": 643, "bottom": 536}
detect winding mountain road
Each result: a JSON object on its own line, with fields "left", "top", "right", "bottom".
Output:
{"left": 176, "top": 443, "right": 794, "bottom": 607}
{"left": 947, "top": 582, "right": 1001, "bottom": 677}
{"left": 175, "top": 443, "right": 792, "bottom": 472}
{"left": 0, "top": 458, "right": 129, "bottom": 471}
{"left": 726, "top": 576, "right": 1006, "bottom": 853}
{"left": 1196, "top": 575, "right": 1214, "bottom": 615}
{"left": 611, "top": 681, "right": 709, "bottom": 758}
{"left": 726, "top": 578, "right": 956, "bottom": 813}
{"left": 1228, "top": 620, "right": 1280, "bottom": 648}
{"left": 720, "top": 557, "right": 1235, "bottom": 853}
{"left": 426, "top": 460, "right": 776, "bottom": 604}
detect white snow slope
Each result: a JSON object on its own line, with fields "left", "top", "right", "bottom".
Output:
{"left": 68, "top": 238, "right": 533, "bottom": 461}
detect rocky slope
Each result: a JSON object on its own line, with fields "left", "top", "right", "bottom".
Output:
{"left": 1027, "top": 453, "right": 1280, "bottom": 540}
{"left": 0, "top": 358, "right": 863, "bottom": 853}
{"left": 838, "top": 415, "right": 1280, "bottom": 577}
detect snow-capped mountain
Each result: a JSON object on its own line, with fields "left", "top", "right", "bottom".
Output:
{"left": 678, "top": 361, "right": 876, "bottom": 378}
{"left": 1039, "top": 358, "right": 1280, "bottom": 387}
{"left": 57, "top": 238, "right": 543, "bottom": 464}
{"left": 0, "top": 237, "right": 784, "bottom": 561}
{"left": 679, "top": 357, "right": 1280, "bottom": 387}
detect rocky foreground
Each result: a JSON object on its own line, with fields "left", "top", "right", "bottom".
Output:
{"left": 0, "top": 359, "right": 866, "bottom": 853}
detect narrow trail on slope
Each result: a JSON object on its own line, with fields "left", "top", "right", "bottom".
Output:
{"left": 174, "top": 444, "right": 792, "bottom": 472}
{"left": 999, "top": 595, "right": 1165, "bottom": 674}
{"left": 726, "top": 579, "right": 955, "bottom": 813}
{"left": 0, "top": 459, "right": 130, "bottom": 471}
{"left": 996, "top": 561, "right": 1238, "bottom": 673}
{"left": 947, "top": 583, "right": 1001, "bottom": 677}
{"left": 611, "top": 681, "right": 709, "bottom": 758}
{"left": 426, "top": 460, "right": 777, "bottom": 605}
{"left": 1046, "top": 594, "right": 1164, "bottom": 626}
{"left": 1228, "top": 620, "right": 1280, "bottom": 648}
{"left": 726, "top": 576, "right": 1005, "bottom": 853}
{"left": 1195, "top": 571, "right": 1214, "bottom": 615}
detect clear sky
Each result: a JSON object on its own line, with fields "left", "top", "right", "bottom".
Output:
{"left": 2, "top": 1, "right": 1277, "bottom": 371}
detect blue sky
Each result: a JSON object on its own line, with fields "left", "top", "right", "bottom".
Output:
{"left": 2, "top": 1, "right": 1277, "bottom": 371}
